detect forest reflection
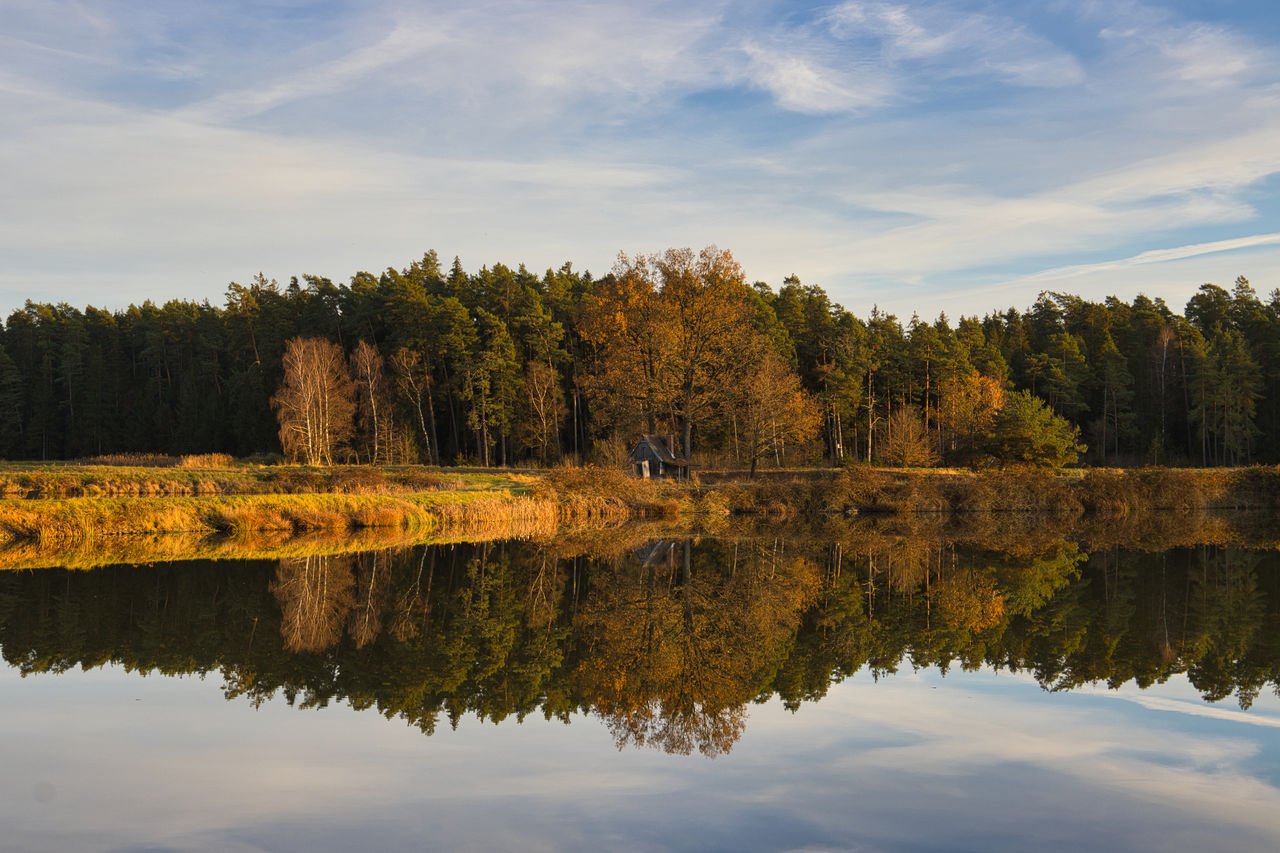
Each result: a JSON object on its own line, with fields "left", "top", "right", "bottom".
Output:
{"left": 1, "top": 529, "right": 1277, "bottom": 757}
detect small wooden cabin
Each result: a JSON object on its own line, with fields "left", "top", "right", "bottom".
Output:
{"left": 629, "top": 434, "right": 690, "bottom": 480}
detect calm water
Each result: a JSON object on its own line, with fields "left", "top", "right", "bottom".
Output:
{"left": 2, "top": 535, "right": 1279, "bottom": 852}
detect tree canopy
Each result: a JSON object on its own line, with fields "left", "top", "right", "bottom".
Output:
{"left": 987, "top": 390, "right": 1086, "bottom": 468}
{"left": 1, "top": 252, "right": 1275, "bottom": 469}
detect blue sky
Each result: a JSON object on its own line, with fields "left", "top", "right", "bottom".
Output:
{"left": 2, "top": 0, "right": 1278, "bottom": 319}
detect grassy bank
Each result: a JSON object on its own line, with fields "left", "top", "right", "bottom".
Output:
{"left": 0, "top": 462, "right": 1277, "bottom": 554}
{"left": 697, "top": 464, "right": 1280, "bottom": 516}
{"left": 0, "top": 461, "right": 462, "bottom": 499}
{"left": 0, "top": 465, "right": 691, "bottom": 562}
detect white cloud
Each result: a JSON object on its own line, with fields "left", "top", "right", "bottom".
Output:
{"left": 1096, "top": 3, "right": 1269, "bottom": 89}
{"left": 739, "top": 40, "right": 890, "bottom": 114}
{"left": 1, "top": 0, "right": 1279, "bottom": 321}
{"left": 7, "top": 663, "right": 1280, "bottom": 852}
{"left": 1087, "top": 688, "right": 1280, "bottom": 728}
{"left": 827, "top": 1, "right": 1085, "bottom": 87}
{"left": 991, "top": 234, "right": 1280, "bottom": 290}
{"left": 362, "top": 2, "right": 733, "bottom": 124}
{"left": 773, "top": 103, "right": 1280, "bottom": 308}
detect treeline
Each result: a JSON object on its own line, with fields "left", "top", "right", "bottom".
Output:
{"left": 0, "top": 246, "right": 1275, "bottom": 467}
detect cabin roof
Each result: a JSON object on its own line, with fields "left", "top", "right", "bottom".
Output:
{"left": 631, "top": 435, "right": 689, "bottom": 466}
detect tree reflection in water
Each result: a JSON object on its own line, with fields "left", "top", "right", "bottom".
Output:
{"left": 272, "top": 554, "right": 356, "bottom": 653}
{"left": 1, "top": 528, "right": 1278, "bottom": 755}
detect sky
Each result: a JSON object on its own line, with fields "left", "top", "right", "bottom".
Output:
{"left": 2, "top": 0, "right": 1279, "bottom": 321}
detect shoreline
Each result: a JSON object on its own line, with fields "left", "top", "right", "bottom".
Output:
{"left": 0, "top": 463, "right": 1276, "bottom": 556}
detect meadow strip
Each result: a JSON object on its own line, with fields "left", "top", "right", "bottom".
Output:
{"left": 0, "top": 493, "right": 439, "bottom": 544}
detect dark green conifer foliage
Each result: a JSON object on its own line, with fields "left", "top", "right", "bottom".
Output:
{"left": 987, "top": 390, "right": 1085, "bottom": 468}
{"left": 0, "top": 250, "right": 1272, "bottom": 467}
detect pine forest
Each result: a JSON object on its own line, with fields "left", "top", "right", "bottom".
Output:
{"left": 2, "top": 246, "right": 1274, "bottom": 470}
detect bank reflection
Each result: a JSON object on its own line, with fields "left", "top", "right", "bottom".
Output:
{"left": 1, "top": 531, "right": 1277, "bottom": 755}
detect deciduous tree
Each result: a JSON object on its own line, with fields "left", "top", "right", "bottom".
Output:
{"left": 271, "top": 336, "right": 355, "bottom": 465}
{"left": 936, "top": 371, "right": 1004, "bottom": 466}
{"left": 880, "top": 409, "right": 938, "bottom": 468}
{"left": 732, "top": 347, "right": 822, "bottom": 474}
{"left": 350, "top": 339, "right": 390, "bottom": 464}
{"left": 516, "top": 360, "right": 567, "bottom": 465}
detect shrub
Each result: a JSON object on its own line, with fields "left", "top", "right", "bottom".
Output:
{"left": 263, "top": 468, "right": 325, "bottom": 493}
{"left": 538, "top": 466, "right": 634, "bottom": 496}
{"left": 1078, "top": 468, "right": 1138, "bottom": 515}
{"left": 245, "top": 452, "right": 286, "bottom": 466}
{"left": 823, "top": 468, "right": 896, "bottom": 514}
{"left": 978, "top": 467, "right": 1080, "bottom": 513}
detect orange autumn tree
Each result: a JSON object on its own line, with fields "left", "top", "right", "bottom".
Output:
{"left": 936, "top": 371, "right": 1005, "bottom": 466}
{"left": 578, "top": 253, "right": 673, "bottom": 440}
{"left": 733, "top": 345, "right": 822, "bottom": 474}
{"left": 581, "top": 247, "right": 807, "bottom": 463}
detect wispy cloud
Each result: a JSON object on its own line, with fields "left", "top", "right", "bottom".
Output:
{"left": 183, "top": 22, "right": 446, "bottom": 123}
{"left": 1095, "top": 1, "right": 1269, "bottom": 89}
{"left": 994, "top": 234, "right": 1280, "bottom": 290}
{"left": 1087, "top": 688, "right": 1280, "bottom": 728}
{"left": 739, "top": 40, "right": 890, "bottom": 114}
{"left": 2, "top": 1, "right": 1280, "bottom": 317}
{"left": 827, "top": 1, "right": 1085, "bottom": 87}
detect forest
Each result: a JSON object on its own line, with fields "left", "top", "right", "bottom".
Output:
{"left": 0, "top": 246, "right": 1274, "bottom": 469}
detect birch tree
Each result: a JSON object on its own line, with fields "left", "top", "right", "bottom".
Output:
{"left": 271, "top": 336, "right": 355, "bottom": 465}
{"left": 350, "top": 339, "right": 389, "bottom": 463}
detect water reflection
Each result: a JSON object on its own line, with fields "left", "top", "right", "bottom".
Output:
{"left": 1, "top": 532, "right": 1277, "bottom": 757}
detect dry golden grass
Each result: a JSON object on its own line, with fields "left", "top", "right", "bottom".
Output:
{"left": 0, "top": 463, "right": 463, "bottom": 500}
{"left": 0, "top": 493, "right": 439, "bottom": 544}
{"left": 177, "top": 453, "right": 234, "bottom": 468}
{"left": 78, "top": 453, "right": 183, "bottom": 467}
{"left": 0, "top": 526, "right": 429, "bottom": 571}
{"left": 1, "top": 463, "right": 1276, "bottom": 573}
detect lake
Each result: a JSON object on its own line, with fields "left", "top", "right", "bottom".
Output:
{"left": 2, "top": 529, "right": 1279, "bottom": 852}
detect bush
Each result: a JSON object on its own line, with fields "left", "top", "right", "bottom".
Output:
{"left": 979, "top": 468, "right": 1080, "bottom": 513}
{"left": 1225, "top": 466, "right": 1280, "bottom": 510}
{"left": 823, "top": 468, "right": 896, "bottom": 514}
{"left": 263, "top": 468, "right": 325, "bottom": 493}
{"left": 1077, "top": 469, "right": 1138, "bottom": 515}
{"left": 245, "top": 452, "right": 286, "bottom": 466}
